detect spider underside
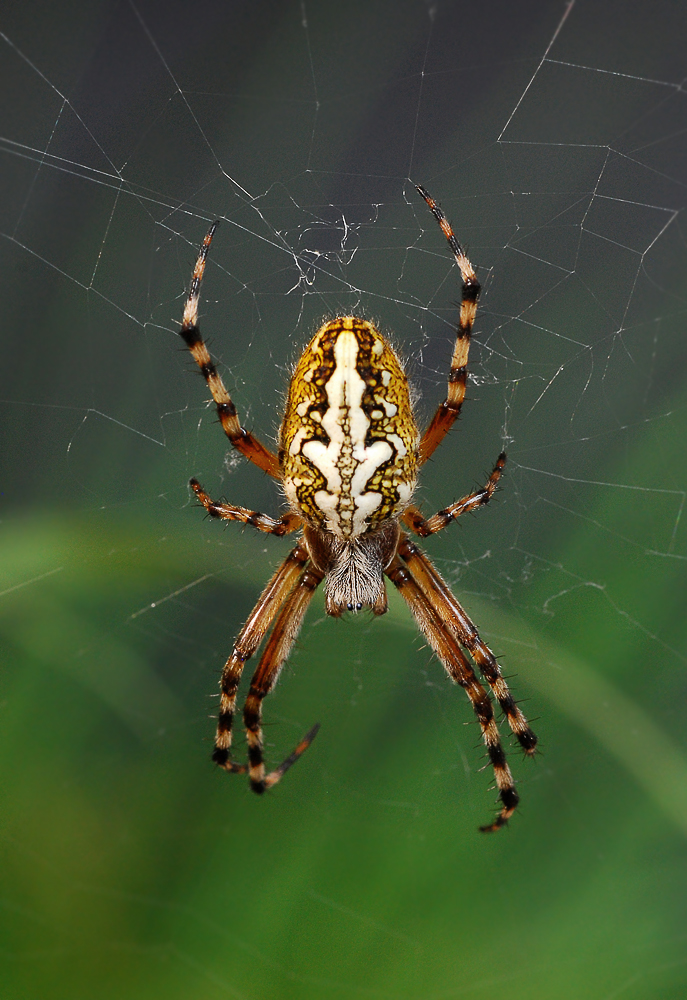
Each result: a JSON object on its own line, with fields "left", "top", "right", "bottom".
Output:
{"left": 178, "top": 186, "right": 537, "bottom": 832}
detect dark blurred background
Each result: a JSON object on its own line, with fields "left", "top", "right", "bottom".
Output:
{"left": 1, "top": 1, "right": 687, "bottom": 997}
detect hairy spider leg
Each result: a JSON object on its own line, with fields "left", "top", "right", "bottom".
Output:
{"left": 213, "top": 543, "right": 310, "bottom": 773}
{"left": 179, "top": 223, "right": 280, "bottom": 477}
{"left": 243, "top": 563, "right": 325, "bottom": 791}
{"left": 190, "top": 478, "right": 303, "bottom": 535}
{"left": 415, "top": 185, "right": 481, "bottom": 466}
{"left": 385, "top": 554, "right": 518, "bottom": 831}
{"left": 403, "top": 452, "right": 506, "bottom": 536}
{"left": 397, "top": 536, "right": 537, "bottom": 756}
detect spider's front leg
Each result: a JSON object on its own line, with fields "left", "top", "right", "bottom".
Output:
{"left": 415, "top": 185, "right": 481, "bottom": 466}
{"left": 403, "top": 452, "right": 506, "bottom": 537}
{"left": 179, "top": 223, "right": 280, "bottom": 477}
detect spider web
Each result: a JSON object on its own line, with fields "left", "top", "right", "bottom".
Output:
{"left": 1, "top": 2, "right": 687, "bottom": 998}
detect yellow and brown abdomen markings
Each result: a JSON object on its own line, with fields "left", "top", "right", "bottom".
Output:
{"left": 354, "top": 323, "right": 418, "bottom": 519}
{"left": 280, "top": 318, "right": 418, "bottom": 538}
{"left": 279, "top": 322, "right": 336, "bottom": 527}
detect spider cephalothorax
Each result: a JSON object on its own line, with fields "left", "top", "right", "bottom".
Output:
{"left": 178, "top": 186, "right": 537, "bottom": 831}
{"left": 302, "top": 519, "right": 400, "bottom": 616}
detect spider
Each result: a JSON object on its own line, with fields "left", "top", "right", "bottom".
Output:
{"left": 178, "top": 185, "right": 537, "bottom": 831}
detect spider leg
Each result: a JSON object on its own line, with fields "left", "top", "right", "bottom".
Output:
{"left": 243, "top": 563, "right": 325, "bottom": 792}
{"left": 190, "top": 478, "right": 302, "bottom": 535}
{"left": 415, "top": 185, "right": 480, "bottom": 467}
{"left": 213, "top": 542, "right": 310, "bottom": 773}
{"left": 403, "top": 453, "right": 506, "bottom": 536}
{"left": 385, "top": 554, "right": 518, "bottom": 832}
{"left": 397, "top": 534, "right": 537, "bottom": 756}
{"left": 179, "top": 224, "right": 280, "bottom": 478}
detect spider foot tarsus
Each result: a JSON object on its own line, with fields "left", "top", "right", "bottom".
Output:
{"left": 262, "top": 722, "right": 321, "bottom": 790}
{"left": 211, "top": 746, "right": 247, "bottom": 774}
{"left": 495, "top": 693, "right": 538, "bottom": 756}
{"left": 212, "top": 723, "right": 320, "bottom": 788}
{"left": 479, "top": 785, "right": 519, "bottom": 833}
{"left": 518, "top": 728, "right": 538, "bottom": 756}
{"left": 241, "top": 723, "right": 321, "bottom": 794}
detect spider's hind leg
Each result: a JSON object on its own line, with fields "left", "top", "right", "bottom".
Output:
{"left": 385, "top": 555, "right": 519, "bottom": 832}
{"left": 242, "top": 564, "right": 324, "bottom": 792}
{"left": 212, "top": 543, "right": 309, "bottom": 773}
{"left": 397, "top": 535, "right": 537, "bottom": 757}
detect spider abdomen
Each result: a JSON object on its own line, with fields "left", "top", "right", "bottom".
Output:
{"left": 281, "top": 317, "right": 418, "bottom": 539}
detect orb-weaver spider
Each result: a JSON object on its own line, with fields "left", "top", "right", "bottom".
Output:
{"left": 179, "top": 186, "right": 537, "bottom": 831}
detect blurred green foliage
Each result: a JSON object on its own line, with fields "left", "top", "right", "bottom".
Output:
{"left": 2, "top": 397, "right": 686, "bottom": 1000}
